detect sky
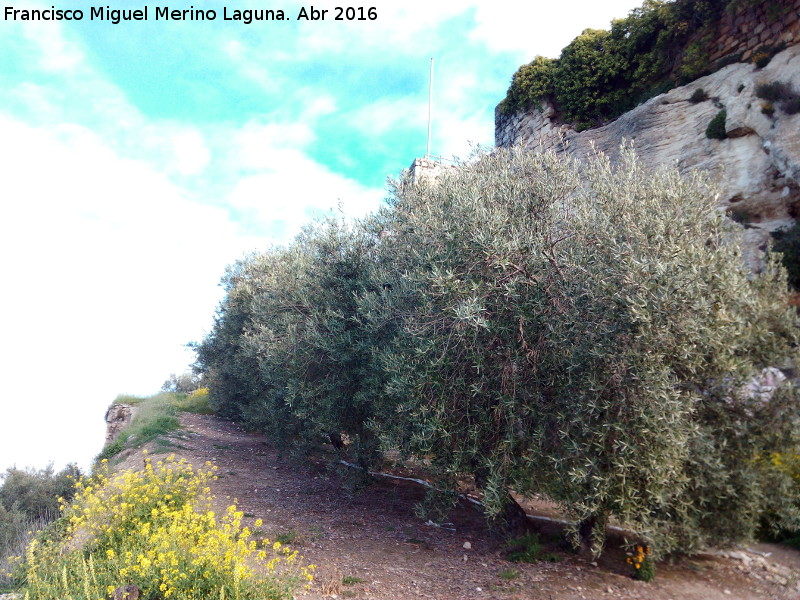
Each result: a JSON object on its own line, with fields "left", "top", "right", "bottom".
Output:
{"left": 0, "top": 0, "right": 645, "bottom": 475}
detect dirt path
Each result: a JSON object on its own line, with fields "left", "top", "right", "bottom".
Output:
{"left": 119, "top": 413, "right": 800, "bottom": 600}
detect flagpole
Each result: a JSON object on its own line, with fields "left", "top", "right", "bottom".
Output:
{"left": 426, "top": 57, "right": 434, "bottom": 159}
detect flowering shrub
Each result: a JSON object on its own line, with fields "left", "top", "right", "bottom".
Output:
{"left": 626, "top": 545, "right": 655, "bottom": 581}
{"left": 173, "top": 387, "right": 214, "bottom": 415}
{"left": 20, "top": 455, "right": 314, "bottom": 599}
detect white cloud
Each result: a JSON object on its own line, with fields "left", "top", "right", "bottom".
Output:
{"left": 232, "top": 121, "right": 317, "bottom": 169}
{"left": 170, "top": 129, "right": 212, "bottom": 176}
{"left": 226, "top": 148, "right": 383, "bottom": 240}
{"left": 21, "top": 19, "right": 84, "bottom": 72}
{"left": 0, "top": 113, "right": 251, "bottom": 472}
{"left": 350, "top": 97, "right": 428, "bottom": 138}
{"left": 292, "top": 2, "right": 469, "bottom": 58}
{"left": 468, "top": 1, "right": 646, "bottom": 56}
{"left": 0, "top": 18, "right": 385, "bottom": 473}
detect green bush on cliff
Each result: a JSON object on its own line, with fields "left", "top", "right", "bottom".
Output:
{"left": 705, "top": 108, "right": 728, "bottom": 139}
{"left": 498, "top": 0, "right": 773, "bottom": 126}
{"left": 553, "top": 29, "right": 630, "bottom": 128}
{"left": 497, "top": 56, "right": 557, "bottom": 115}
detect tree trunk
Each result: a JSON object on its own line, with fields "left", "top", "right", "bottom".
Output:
{"left": 473, "top": 465, "right": 530, "bottom": 538}
{"left": 576, "top": 513, "right": 607, "bottom": 557}
{"left": 494, "top": 492, "right": 530, "bottom": 538}
{"left": 578, "top": 514, "right": 596, "bottom": 553}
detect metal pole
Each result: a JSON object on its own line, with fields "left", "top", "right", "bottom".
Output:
{"left": 426, "top": 57, "right": 434, "bottom": 159}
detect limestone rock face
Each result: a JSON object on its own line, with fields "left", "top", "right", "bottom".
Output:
{"left": 104, "top": 403, "right": 137, "bottom": 445}
{"left": 496, "top": 46, "right": 800, "bottom": 267}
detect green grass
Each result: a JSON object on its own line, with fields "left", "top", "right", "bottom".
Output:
{"left": 505, "top": 532, "right": 561, "bottom": 564}
{"left": 172, "top": 388, "right": 214, "bottom": 415}
{"left": 95, "top": 389, "right": 216, "bottom": 465}
{"left": 95, "top": 394, "right": 180, "bottom": 464}
{"left": 274, "top": 530, "right": 298, "bottom": 545}
{"left": 112, "top": 393, "right": 148, "bottom": 406}
{"left": 342, "top": 575, "right": 364, "bottom": 586}
{"left": 498, "top": 568, "right": 518, "bottom": 580}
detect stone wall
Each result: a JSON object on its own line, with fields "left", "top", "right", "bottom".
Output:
{"left": 709, "top": 0, "right": 800, "bottom": 64}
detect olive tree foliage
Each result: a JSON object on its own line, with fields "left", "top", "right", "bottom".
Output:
{"left": 193, "top": 253, "right": 283, "bottom": 426}
{"left": 369, "top": 146, "right": 800, "bottom": 555}
{"left": 196, "top": 216, "right": 396, "bottom": 466}
{"left": 198, "top": 147, "right": 800, "bottom": 557}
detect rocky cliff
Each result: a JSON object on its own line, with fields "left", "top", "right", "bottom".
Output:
{"left": 104, "top": 403, "right": 137, "bottom": 446}
{"left": 496, "top": 45, "right": 800, "bottom": 268}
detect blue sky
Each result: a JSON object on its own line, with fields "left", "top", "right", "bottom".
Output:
{"left": 0, "top": 0, "right": 644, "bottom": 474}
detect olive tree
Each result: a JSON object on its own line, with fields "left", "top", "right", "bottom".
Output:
{"left": 194, "top": 250, "right": 295, "bottom": 434}
{"left": 245, "top": 216, "right": 395, "bottom": 466}
{"left": 198, "top": 216, "right": 398, "bottom": 466}
{"left": 373, "top": 146, "right": 800, "bottom": 554}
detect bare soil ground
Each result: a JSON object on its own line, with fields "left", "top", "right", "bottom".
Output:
{"left": 117, "top": 413, "right": 800, "bottom": 600}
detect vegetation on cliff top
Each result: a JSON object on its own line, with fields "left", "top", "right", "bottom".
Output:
{"left": 497, "top": 0, "right": 789, "bottom": 130}
{"left": 196, "top": 146, "right": 800, "bottom": 558}
{"left": 97, "top": 388, "right": 213, "bottom": 464}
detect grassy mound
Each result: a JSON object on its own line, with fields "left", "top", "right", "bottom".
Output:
{"left": 97, "top": 388, "right": 213, "bottom": 464}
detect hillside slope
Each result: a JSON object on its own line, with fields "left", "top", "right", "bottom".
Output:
{"left": 110, "top": 411, "right": 800, "bottom": 600}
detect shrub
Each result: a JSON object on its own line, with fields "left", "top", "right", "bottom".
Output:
{"left": 689, "top": 88, "right": 708, "bottom": 103}
{"left": 0, "top": 505, "right": 42, "bottom": 590}
{"left": 755, "top": 81, "right": 800, "bottom": 115}
{"left": 193, "top": 255, "right": 288, "bottom": 425}
{"left": 499, "top": 56, "right": 557, "bottom": 116}
{"left": 706, "top": 109, "right": 728, "bottom": 139}
{"left": 752, "top": 43, "right": 786, "bottom": 68}
{"left": 756, "top": 81, "right": 793, "bottom": 102}
{"left": 783, "top": 96, "right": 800, "bottom": 115}
{"left": 20, "top": 456, "right": 314, "bottom": 599}
{"left": 753, "top": 50, "right": 772, "bottom": 68}
{"left": 196, "top": 216, "right": 396, "bottom": 468}
{"left": 627, "top": 545, "right": 656, "bottom": 581}
{"left": 0, "top": 464, "right": 81, "bottom": 521}
{"left": 161, "top": 371, "right": 201, "bottom": 394}
{"left": 496, "top": 0, "right": 746, "bottom": 128}
{"left": 771, "top": 223, "right": 800, "bottom": 290}
{"left": 172, "top": 387, "right": 214, "bottom": 415}
{"left": 0, "top": 464, "right": 82, "bottom": 589}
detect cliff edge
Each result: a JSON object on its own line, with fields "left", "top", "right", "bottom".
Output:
{"left": 496, "top": 45, "right": 800, "bottom": 267}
